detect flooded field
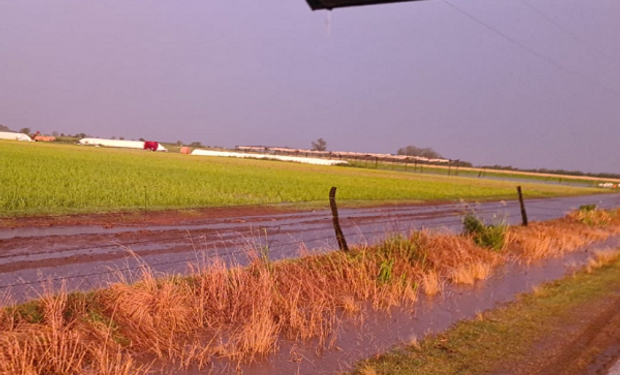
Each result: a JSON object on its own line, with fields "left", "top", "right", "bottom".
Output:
{"left": 1, "top": 194, "right": 620, "bottom": 302}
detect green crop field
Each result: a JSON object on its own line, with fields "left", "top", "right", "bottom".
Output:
{"left": 0, "top": 142, "right": 604, "bottom": 217}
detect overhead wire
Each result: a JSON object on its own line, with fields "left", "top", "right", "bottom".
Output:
{"left": 440, "top": 0, "right": 620, "bottom": 98}
{"left": 514, "top": 0, "right": 620, "bottom": 69}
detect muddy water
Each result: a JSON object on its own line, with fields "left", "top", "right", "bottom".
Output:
{"left": 1, "top": 194, "right": 620, "bottom": 303}
{"left": 176, "top": 235, "right": 620, "bottom": 375}
{"left": 2, "top": 194, "right": 619, "bottom": 241}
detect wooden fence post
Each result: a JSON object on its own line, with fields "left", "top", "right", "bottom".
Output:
{"left": 517, "top": 186, "right": 528, "bottom": 226}
{"left": 329, "top": 187, "right": 349, "bottom": 252}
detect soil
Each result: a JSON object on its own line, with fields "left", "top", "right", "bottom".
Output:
{"left": 0, "top": 205, "right": 293, "bottom": 229}
{"left": 497, "top": 288, "right": 620, "bottom": 375}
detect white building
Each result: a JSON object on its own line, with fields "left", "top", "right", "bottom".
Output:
{"left": 0, "top": 131, "right": 33, "bottom": 142}
{"left": 78, "top": 138, "right": 167, "bottom": 152}
{"left": 191, "top": 149, "right": 348, "bottom": 166}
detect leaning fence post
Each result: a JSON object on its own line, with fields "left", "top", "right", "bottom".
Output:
{"left": 517, "top": 186, "right": 528, "bottom": 226}
{"left": 329, "top": 187, "right": 349, "bottom": 251}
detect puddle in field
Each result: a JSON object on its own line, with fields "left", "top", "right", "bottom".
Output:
{"left": 158, "top": 235, "right": 620, "bottom": 375}
{"left": 3, "top": 194, "right": 620, "bottom": 304}
{"left": 2, "top": 193, "right": 619, "bottom": 241}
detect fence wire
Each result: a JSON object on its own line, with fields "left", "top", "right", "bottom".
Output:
{"left": 1, "top": 195, "right": 620, "bottom": 293}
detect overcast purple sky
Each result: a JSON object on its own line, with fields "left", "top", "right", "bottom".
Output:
{"left": 1, "top": 0, "right": 619, "bottom": 173}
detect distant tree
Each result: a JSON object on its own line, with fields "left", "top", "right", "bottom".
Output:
{"left": 19, "top": 127, "right": 31, "bottom": 135}
{"left": 60, "top": 133, "right": 65, "bottom": 137}
{"left": 138, "top": 138, "right": 145, "bottom": 142}
{"left": 189, "top": 141, "right": 204, "bottom": 148}
{"left": 311, "top": 138, "right": 327, "bottom": 151}
{"left": 453, "top": 160, "right": 473, "bottom": 167}
{"left": 51, "top": 131, "right": 59, "bottom": 137}
{"left": 397, "top": 145, "right": 443, "bottom": 159}
{"left": 119, "top": 137, "right": 125, "bottom": 140}
{"left": 0, "top": 124, "right": 12, "bottom": 132}
{"left": 111, "top": 136, "right": 117, "bottom": 140}
{"left": 176, "top": 140, "right": 183, "bottom": 146}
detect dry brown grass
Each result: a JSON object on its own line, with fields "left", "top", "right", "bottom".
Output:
{"left": 586, "top": 249, "right": 620, "bottom": 273}
{"left": 0, "top": 286, "right": 148, "bottom": 375}
{"left": 449, "top": 261, "right": 493, "bottom": 285}
{"left": 508, "top": 208, "right": 620, "bottom": 263}
{"left": 2, "top": 209, "right": 620, "bottom": 374}
{"left": 358, "top": 364, "right": 378, "bottom": 375}
{"left": 421, "top": 271, "right": 442, "bottom": 297}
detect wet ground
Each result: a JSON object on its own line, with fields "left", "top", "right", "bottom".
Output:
{"left": 1, "top": 193, "right": 620, "bottom": 303}
{"left": 201, "top": 235, "right": 620, "bottom": 375}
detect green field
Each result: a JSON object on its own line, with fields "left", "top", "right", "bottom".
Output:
{"left": 348, "top": 160, "right": 604, "bottom": 187}
{"left": 0, "top": 142, "right": 604, "bottom": 217}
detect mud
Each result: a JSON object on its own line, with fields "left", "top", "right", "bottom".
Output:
{"left": 2, "top": 194, "right": 620, "bottom": 303}
{"left": 0, "top": 205, "right": 290, "bottom": 229}
{"left": 499, "top": 275, "right": 620, "bottom": 375}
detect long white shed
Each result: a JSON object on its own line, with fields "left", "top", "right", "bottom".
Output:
{"left": 78, "top": 138, "right": 167, "bottom": 152}
{"left": 191, "top": 149, "right": 348, "bottom": 166}
{"left": 0, "top": 132, "right": 33, "bottom": 142}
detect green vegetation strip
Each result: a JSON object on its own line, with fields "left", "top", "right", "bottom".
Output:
{"left": 348, "top": 160, "right": 604, "bottom": 186}
{"left": 351, "top": 256, "right": 620, "bottom": 375}
{"left": 0, "top": 142, "right": 601, "bottom": 216}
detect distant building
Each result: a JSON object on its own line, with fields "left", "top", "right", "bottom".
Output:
{"left": 0, "top": 131, "right": 33, "bottom": 142}
{"left": 34, "top": 135, "right": 57, "bottom": 142}
{"left": 78, "top": 138, "right": 167, "bottom": 152}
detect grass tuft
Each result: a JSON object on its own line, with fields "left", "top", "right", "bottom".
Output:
{"left": 462, "top": 212, "right": 508, "bottom": 252}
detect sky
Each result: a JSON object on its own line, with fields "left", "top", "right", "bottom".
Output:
{"left": 1, "top": 0, "right": 619, "bottom": 173}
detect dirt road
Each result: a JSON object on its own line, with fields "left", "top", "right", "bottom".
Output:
{"left": 1, "top": 193, "right": 620, "bottom": 303}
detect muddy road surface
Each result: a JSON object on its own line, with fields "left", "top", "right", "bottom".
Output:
{"left": 1, "top": 193, "right": 620, "bottom": 303}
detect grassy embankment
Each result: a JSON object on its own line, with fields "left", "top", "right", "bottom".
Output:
{"left": 0, "top": 142, "right": 604, "bottom": 217}
{"left": 351, "top": 246, "right": 620, "bottom": 375}
{"left": 1, "top": 208, "right": 620, "bottom": 374}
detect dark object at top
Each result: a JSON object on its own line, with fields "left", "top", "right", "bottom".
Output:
{"left": 306, "top": 0, "right": 426, "bottom": 10}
